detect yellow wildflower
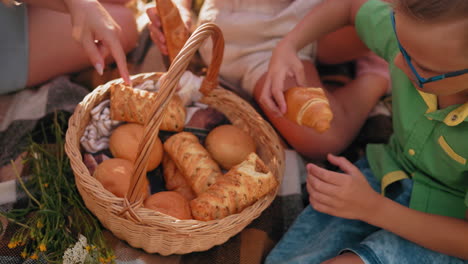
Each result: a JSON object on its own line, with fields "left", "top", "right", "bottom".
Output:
{"left": 85, "top": 245, "right": 91, "bottom": 252}
{"left": 99, "top": 257, "right": 106, "bottom": 263}
{"left": 39, "top": 243, "right": 47, "bottom": 252}
{"left": 36, "top": 221, "right": 44, "bottom": 229}
{"left": 43, "top": 183, "right": 49, "bottom": 188}
{"left": 7, "top": 241, "right": 17, "bottom": 248}
{"left": 20, "top": 251, "right": 27, "bottom": 259}
{"left": 30, "top": 253, "right": 38, "bottom": 260}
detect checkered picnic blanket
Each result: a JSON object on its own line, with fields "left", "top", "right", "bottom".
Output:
{"left": 0, "top": 76, "right": 307, "bottom": 264}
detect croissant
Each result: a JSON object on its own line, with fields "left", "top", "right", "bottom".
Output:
{"left": 156, "top": 0, "right": 190, "bottom": 63}
{"left": 162, "top": 154, "right": 196, "bottom": 201}
{"left": 190, "top": 152, "right": 278, "bottom": 221}
{"left": 110, "top": 84, "right": 186, "bottom": 132}
{"left": 284, "top": 87, "right": 333, "bottom": 133}
{"left": 163, "top": 132, "right": 222, "bottom": 195}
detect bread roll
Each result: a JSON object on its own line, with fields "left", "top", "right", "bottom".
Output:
{"left": 94, "top": 158, "right": 150, "bottom": 198}
{"left": 144, "top": 191, "right": 192, "bottom": 220}
{"left": 164, "top": 132, "right": 222, "bottom": 195}
{"left": 190, "top": 152, "right": 278, "bottom": 221}
{"left": 162, "top": 154, "right": 196, "bottom": 200}
{"left": 109, "top": 123, "right": 163, "bottom": 171}
{"left": 284, "top": 87, "right": 333, "bottom": 133}
{"left": 156, "top": 0, "right": 190, "bottom": 63}
{"left": 110, "top": 84, "right": 186, "bottom": 132}
{"left": 205, "top": 125, "right": 256, "bottom": 170}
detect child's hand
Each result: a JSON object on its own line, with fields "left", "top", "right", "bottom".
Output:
{"left": 306, "top": 154, "right": 380, "bottom": 220}
{"left": 260, "top": 40, "right": 307, "bottom": 115}
{"left": 146, "top": 5, "right": 192, "bottom": 56}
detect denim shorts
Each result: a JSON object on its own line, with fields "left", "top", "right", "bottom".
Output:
{"left": 265, "top": 158, "right": 468, "bottom": 264}
{"left": 0, "top": 3, "right": 29, "bottom": 94}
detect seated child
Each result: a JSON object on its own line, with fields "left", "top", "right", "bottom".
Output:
{"left": 147, "top": 0, "right": 390, "bottom": 161}
{"left": 264, "top": 0, "right": 468, "bottom": 263}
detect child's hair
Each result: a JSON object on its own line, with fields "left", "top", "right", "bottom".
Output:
{"left": 395, "top": 0, "right": 468, "bottom": 22}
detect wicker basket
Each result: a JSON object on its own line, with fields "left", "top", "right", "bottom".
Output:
{"left": 65, "top": 23, "right": 285, "bottom": 255}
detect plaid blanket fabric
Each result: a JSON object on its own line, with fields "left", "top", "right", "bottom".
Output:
{"left": 0, "top": 74, "right": 308, "bottom": 264}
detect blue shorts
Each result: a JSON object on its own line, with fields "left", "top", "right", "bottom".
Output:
{"left": 0, "top": 3, "right": 29, "bottom": 94}
{"left": 265, "top": 158, "right": 468, "bottom": 264}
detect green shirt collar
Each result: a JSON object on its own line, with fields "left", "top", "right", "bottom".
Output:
{"left": 418, "top": 90, "right": 468, "bottom": 126}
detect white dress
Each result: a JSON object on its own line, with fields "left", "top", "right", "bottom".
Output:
{"left": 197, "top": 0, "right": 323, "bottom": 98}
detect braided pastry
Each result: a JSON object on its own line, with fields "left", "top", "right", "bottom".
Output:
{"left": 163, "top": 132, "right": 221, "bottom": 195}
{"left": 190, "top": 152, "right": 278, "bottom": 221}
{"left": 162, "top": 154, "right": 196, "bottom": 200}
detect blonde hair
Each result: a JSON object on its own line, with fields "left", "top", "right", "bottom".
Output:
{"left": 395, "top": 0, "right": 468, "bottom": 22}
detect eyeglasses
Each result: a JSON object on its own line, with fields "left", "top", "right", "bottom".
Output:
{"left": 390, "top": 11, "right": 468, "bottom": 88}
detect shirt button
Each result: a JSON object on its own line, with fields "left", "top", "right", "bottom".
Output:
{"left": 408, "top": 149, "right": 416, "bottom": 156}
{"left": 451, "top": 115, "right": 458, "bottom": 121}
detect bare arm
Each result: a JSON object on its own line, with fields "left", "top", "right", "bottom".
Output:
{"left": 365, "top": 195, "right": 468, "bottom": 259}
{"left": 307, "top": 154, "right": 468, "bottom": 260}
{"left": 260, "top": 0, "right": 368, "bottom": 114}
{"left": 283, "top": 0, "right": 366, "bottom": 52}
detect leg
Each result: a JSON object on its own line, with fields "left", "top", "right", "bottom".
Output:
{"left": 317, "top": 26, "right": 369, "bottom": 65}
{"left": 26, "top": 3, "right": 138, "bottom": 87}
{"left": 265, "top": 158, "right": 381, "bottom": 264}
{"left": 322, "top": 253, "right": 365, "bottom": 264}
{"left": 253, "top": 59, "right": 388, "bottom": 161}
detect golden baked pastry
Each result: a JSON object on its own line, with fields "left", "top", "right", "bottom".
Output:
{"left": 94, "top": 158, "right": 150, "bottom": 198}
{"left": 164, "top": 132, "right": 222, "bottom": 195}
{"left": 162, "top": 154, "right": 196, "bottom": 201}
{"left": 110, "top": 84, "right": 186, "bottom": 132}
{"left": 284, "top": 87, "right": 333, "bottom": 133}
{"left": 156, "top": 0, "right": 190, "bottom": 63}
{"left": 144, "top": 191, "right": 192, "bottom": 220}
{"left": 205, "top": 125, "right": 256, "bottom": 170}
{"left": 190, "top": 152, "right": 278, "bottom": 221}
{"left": 109, "top": 123, "right": 163, "bottom": 171}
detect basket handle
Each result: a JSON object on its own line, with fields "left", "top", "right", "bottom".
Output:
{"left": 125, "top": 23, "right": 225, "bottom": 205}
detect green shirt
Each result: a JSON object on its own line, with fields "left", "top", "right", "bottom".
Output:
{"left": 355, "top": 0, "right": 468, "bottom": 219}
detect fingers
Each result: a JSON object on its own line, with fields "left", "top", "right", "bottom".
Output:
{"left": 105, "top": 36, "right": 131, "bottom": 85}
{"left": 306, "top": 170, "right": 340, "bottom": 195}
{"left": 146, "top": 6, "right": 168, "bottom": 55}
{"left": 146, "top": 7, "right": 159, "bottom": 25}
{"left": 81, "top": 32, "right": 105, "bottom": 75}
{"left": 292, "top": 61, "right": 307, "bottom": 87}
{"left": 97, "top": 42, "right": 110, "bottom": 60}
{"left": 97, "top": 24, "right": 131, "bottom": 85}
{"left": 306, "top": 177, "right": 337, "bottom": 213}
{"left": 259, "top": 75, "right": 282, "bottom": 115}
{"left": 269, "top": 70, "right": 288, "bottom": 114}
{"left": 272, "top": 83, "right": 287, "bottom": 114}
{"left": 148, "top": 23, "right": 168, "bottom": 55}
{"left": 306, "top": 163, "right": 342, "bottom": 186}
{"left": 327, "top": 154, "right": 360, "bottom": 175}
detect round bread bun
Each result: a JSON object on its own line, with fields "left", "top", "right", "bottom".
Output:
{"left": 205, "top": 124, "right": 256, "bottom": 170}
{"left": 109, "top": 123, "right": 163, "bottom": 171}
{"left": 144, "top": 191, "right": 192, "bottom": 220}
{"left": 94, "top": 158, "right": 150, "bottom": 198}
